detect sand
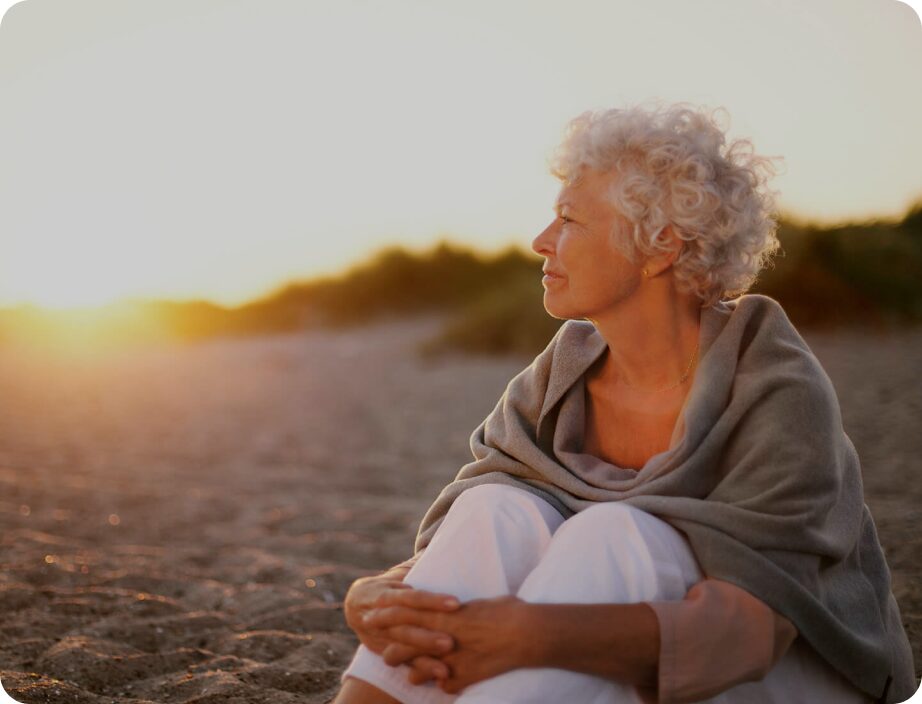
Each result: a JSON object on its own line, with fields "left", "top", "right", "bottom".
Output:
{"left": 1, "top": 314, "right": 920, "bottom": 703}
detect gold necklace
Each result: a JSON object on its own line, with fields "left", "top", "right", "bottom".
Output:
{"left": 618, "top": 340, "right": 700, "bottom": 393}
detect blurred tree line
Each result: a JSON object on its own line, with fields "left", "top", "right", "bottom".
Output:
{"left": 2, "top": 202, "right": 921, "bottom": 357}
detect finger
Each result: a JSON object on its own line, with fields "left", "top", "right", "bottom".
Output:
{"left": 364, "top": 605, "right": 436, "bottom": 630}
{"left": 375, "top": 588, "right": 461, "bottom": 611}
{"left": 440, "top": 677, "right": 466, "bottom": 695}
{"left": 407, "top": 655, "right": 449, "bottom": 685}
{"left": 384, "top": 625, "right": 453, "bottom": 654}
{"left": 382, "top": 642, "right": 420, "bottom": 667}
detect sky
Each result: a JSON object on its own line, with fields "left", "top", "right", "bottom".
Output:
{"left": 1, "top": 0, "right": 920, "bottom": 308}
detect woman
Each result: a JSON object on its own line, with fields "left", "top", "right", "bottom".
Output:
{"left": 333, "top": 104, "right": 916, "bottom": 704}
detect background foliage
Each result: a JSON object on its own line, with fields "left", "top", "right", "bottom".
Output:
{"left": 3, "top": 202, "right": 921, "bottom": 357}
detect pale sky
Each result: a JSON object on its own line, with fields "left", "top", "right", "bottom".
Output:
{"left": 1, "top": 0, "right": 920, "bottom": 308}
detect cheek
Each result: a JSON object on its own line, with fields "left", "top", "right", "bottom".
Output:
{"left": 581, "top": 257, "right": 612, "bottom": 282}
{"left": 579, "top": 259, "right": 636, "bottom": 297}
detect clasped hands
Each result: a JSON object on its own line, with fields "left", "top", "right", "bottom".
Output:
{"left": 344, "top": 573, "right": 533, "bottom": 694}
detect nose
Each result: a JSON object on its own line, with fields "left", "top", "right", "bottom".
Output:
{"left": 531, "top": 219, "right": 557, "bottom": 256}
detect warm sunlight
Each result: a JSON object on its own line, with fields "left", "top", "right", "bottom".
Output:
{"left": 10, "top": 283, "right": 124, "bottom": 311}
{"left": 1, "top": 300, "right": 167, "bottom": 351}
{"left": 0, "top": 5, "right": 920, "bottom": 700}
{"left": 2, "top": 0, "right": 920, "bottom": 311}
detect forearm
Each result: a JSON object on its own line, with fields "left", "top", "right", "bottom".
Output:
{"left": 380, "top": 551, "right": 423, "bottom": 581}
{"left": 523, "top": 602, "right": 660, "bottom": 689}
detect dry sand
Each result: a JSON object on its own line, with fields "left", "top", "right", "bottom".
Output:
{"left": 0, "top": 315, "right": 920, "bottom": 703}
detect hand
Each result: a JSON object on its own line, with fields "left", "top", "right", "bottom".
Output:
{"left": 365, "top": 594, "right": 534, "bottom": 694}
{"left": 343, "top": 572, "right": 461, "bottom": 671}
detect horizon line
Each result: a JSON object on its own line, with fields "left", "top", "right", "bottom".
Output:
{"left": 2, "top": 202, "right": 919, "bottom": 314}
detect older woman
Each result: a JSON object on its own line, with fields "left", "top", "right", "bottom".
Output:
{"left": 333, "top": 104, "right": 915, "bottom": 704}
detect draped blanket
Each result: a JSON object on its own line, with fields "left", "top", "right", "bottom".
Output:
{"left": 414, "top": 294, "right": 915, "bottom": 703}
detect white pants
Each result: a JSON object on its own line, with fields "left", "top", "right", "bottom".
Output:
{"left": 342, "top": 484, "right": 870, "bottom": 704}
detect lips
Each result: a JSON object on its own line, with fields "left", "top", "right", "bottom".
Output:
{"left": 542, "top": 269, "right": 565, "bottom": 286}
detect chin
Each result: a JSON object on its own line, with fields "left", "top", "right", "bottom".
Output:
{"left": 542, "top": 296, "right": 584, "bottom": 322}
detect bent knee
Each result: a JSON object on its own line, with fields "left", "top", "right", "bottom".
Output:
{"left": 450, "top": 483, "right": 545, "bottom": 515}
{"left": 554, "top": 500, "right": 655, "bottom": 537}
{"left": 453, "top": 482, "right": 529, "bottom": 506}
{"left": 445, "top": 483, "right": 564, "bottom": 531}
{"left": 552, "top": 502, "right": 698, "bottom": 574}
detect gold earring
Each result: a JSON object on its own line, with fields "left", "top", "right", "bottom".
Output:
{"left": 642, "top": 268, "right": 649, "bottom": 277}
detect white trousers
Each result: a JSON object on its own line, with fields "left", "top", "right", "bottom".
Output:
{"left": 342, "top": 484, "right": 870, "bottom": 704}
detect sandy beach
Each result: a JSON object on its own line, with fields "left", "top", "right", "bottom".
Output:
{"left": 1, "top": 315, "right": 920, "bottom": 703}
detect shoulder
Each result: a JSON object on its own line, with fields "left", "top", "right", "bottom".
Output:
{"left": 720, "top": 294, "right": 842, "bottom": 428}
{"left": 720, "top": 293, "right": 795, "bottom": 337}
{"left": 721, "top": 294, "right": 818, "bottom": 370}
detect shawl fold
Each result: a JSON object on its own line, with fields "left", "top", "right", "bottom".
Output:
{"left": 415, "top": 293, "right": 915, "bottom": 703}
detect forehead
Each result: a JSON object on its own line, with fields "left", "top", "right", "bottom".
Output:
{"left": 555, "top": 167, "right": 618, "bottom": 213}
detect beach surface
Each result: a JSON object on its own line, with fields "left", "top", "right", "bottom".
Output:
{"left": 1, "top": 315, "right": 920, "bottom": 703}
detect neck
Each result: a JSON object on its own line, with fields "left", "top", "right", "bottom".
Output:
{"left": 586, "top": 276, "right": 703, "bottom": 393}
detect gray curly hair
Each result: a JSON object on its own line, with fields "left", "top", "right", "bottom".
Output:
{"left": 549, "top": 103, "right": 783, "bottom": 307}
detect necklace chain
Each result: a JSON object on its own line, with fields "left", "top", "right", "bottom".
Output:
{"left": 619, "top": 340, "right": 700, "bottom": 393}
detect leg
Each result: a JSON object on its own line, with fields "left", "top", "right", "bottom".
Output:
{"left": 456, "top": 501, "right": 702, "bottom": 704}
{"left": 337, "top": 484, "right": 566, "bottom": 704}
{"left": 699, "top": 638, "right": 872, "bottom": 704}
{"left": 405, "top": 484, "right": 567, "bottom": 599}
{"left": 455, "top": 503, "right": 872, "bottom": 704}
{"left": 514, "top": 506, "right": 869, "bottom": 704}
{"left": 333, "top": 676, "right": 401, "bottom": 704}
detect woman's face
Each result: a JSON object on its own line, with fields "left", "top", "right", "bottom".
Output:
{"left": 531, "top": 167, "right": 644, "bottom": 321}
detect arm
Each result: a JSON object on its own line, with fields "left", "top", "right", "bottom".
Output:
{"left": 525, "top": 601, "right": 661, "bottom": 688}
{"left": 380, "top": 551, "right": 424, "bottom": 580}
{"left": 648, "top": 579, "right": 798, "bottom": 703}
{"left": 368, "top": 596, "right": 660, "bottom": 693}
{"left": 525, "top": 579, "right": 797, "bottom": 702}
{"left": 367, "top": 580, "right": 796, "bottom": 696}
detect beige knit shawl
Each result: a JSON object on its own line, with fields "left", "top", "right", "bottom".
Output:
{"left": 415, "top": 294, "right": 915, "bottom": 703}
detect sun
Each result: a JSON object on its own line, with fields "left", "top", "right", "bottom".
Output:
{"left": 14, "top": 288, "right": 124, "bottom": 311}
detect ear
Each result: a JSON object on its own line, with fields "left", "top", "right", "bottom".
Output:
{"left": 644, "top": 224, "right": 683, "bottom": 275}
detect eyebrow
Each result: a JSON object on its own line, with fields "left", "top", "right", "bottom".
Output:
{"left": 554, "top": 201, "right": 580, "bottom": 218}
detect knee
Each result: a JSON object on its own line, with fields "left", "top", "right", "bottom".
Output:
{"left": 441, "top": 483, "right": 563, "bottom": 536}
{"left": 550, "top": 502, "right": 697, "bottom": 575}
{"left": 551, "top": 501, "right": 646, "bottom": 544}
{"left": 449, "top": 483, "right": 544, "bottom": 519}
{"left": 520, "top": 502, "right": 700, "bottom": 603}
{"left": 452, "top": 482, "right": 525, "bottom": 509}
{"left": 417, "top": 484, "right": 564, "bottom": 599}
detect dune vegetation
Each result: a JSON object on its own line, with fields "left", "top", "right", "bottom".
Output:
{"left": 2, "top": 202, "right": 921, "bottom": 357}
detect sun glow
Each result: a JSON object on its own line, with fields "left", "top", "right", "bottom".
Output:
{"left": 1, "top": 0, "right": 920, "bottom": 317}
{"left": 10, "top": 289, "right": 125, "bottom": 312}
{"left": 0, "top": 301, "right": 169, "bottom": 352}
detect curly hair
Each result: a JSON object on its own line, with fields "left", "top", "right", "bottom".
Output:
{"left": 548, "top": 102, "right": 783, "bottom": 307}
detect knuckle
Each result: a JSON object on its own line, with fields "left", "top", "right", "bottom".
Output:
{"left": 383, "top": 644, "right": 406, "bottom": 665}
{"left": 419, "top": 657, "right": 439, "bottom": 673}
{"left": 388, "top": 625, "right": 409, "bottom": 641}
